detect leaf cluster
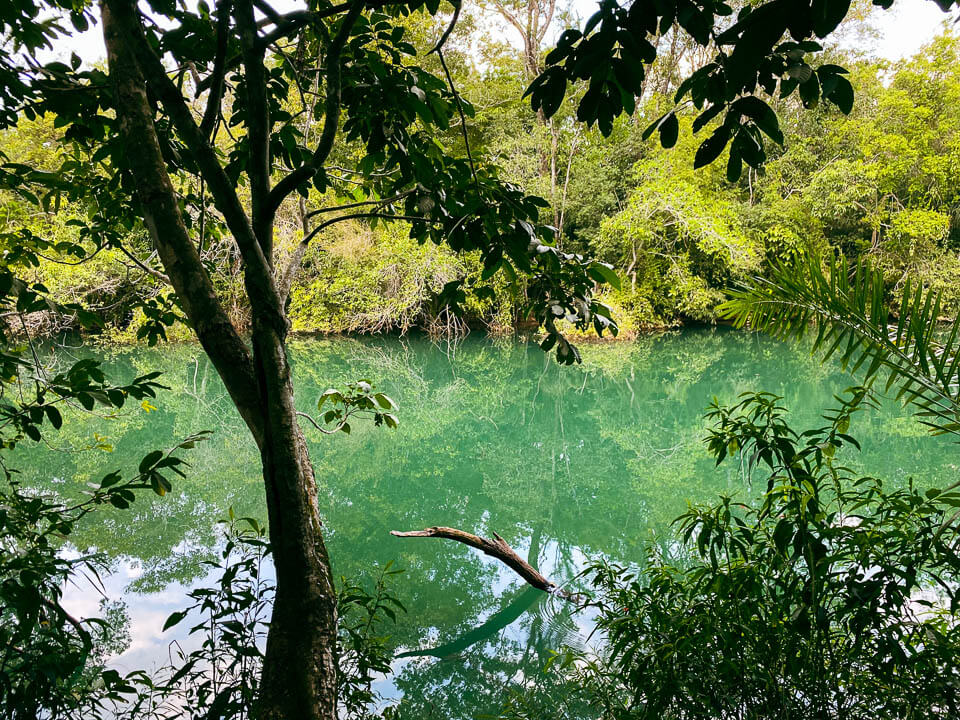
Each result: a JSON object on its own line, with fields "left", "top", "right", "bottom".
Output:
{"left": 528, "top": 0, "right": 955, "bottom": 179}
{"left": 720, "top": 254, "right": 960, "bottom": 436}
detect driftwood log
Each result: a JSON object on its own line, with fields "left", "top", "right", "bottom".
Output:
{"left": 390, "top": 526, "right": 578, "bottom": 601}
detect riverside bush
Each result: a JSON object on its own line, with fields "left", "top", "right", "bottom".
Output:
{"left": 516, "top": 390, "right": 960, "bottom": 720}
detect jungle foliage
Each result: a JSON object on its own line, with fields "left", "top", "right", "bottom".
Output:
{"left": 6, "top": 0, "right": 960, "bottom": 718}
{"left": 7, "top": 6, "right": 960, "bottom": 338}
{"left": 503, "top": 390, "right": 960, "bottom": 720}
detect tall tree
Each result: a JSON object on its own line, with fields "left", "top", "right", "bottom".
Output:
{"left": 484, "top": 0, "right": 558, "bottom": 81}
{"left": 0, "top": 1, "right": 618, "bottom": 717}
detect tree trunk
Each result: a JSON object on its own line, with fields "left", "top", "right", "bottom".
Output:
{"left": 102, "top": 5, "right": 339, "bottom": 718}
{"left": 253, "top": 323, "right": 339, "bottom": 720}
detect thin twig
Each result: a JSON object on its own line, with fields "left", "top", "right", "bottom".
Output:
{"left": 437, "top": 48, "right": 479, "bottom": 193}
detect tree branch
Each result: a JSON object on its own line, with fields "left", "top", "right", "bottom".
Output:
{"left": 253, "top": 3, "right": 353, "bottom": 51}
{"left": 488, "top": 0, "right": 525, "bottom": 37}
{"left": 194, "top": 3, "right": 362, "bottom": 89}
{"left": 117, "top": 245, "right": 170, "bottom": 283}
{"left": 429, "top": 0, "right": 461, "bottom": 55}
{"left": 265, "top": 0, "right": 365, "bottom": 217}
{"left": 278, "top": 211, "right": 422, "bottom": 300}
{"left": 33, "top": 244, "right": 106, "bottom": 266}
{"left": 301, "top": 212, "right": 423, "bottom": 247}
{"left": 296, "top": 410, "right": 345, "bottom": 434}
{"left": 199, "top": 0, "right": 231, "bottom": 139}
{"left": 304, "top": 190, "right": 414, "bottom": 220}
{"left": 103, "top": 0, "right": 285, "bottom": 334}
{"left": 391, "top": 526, "right": 576, "bottom": 599}
{"left": 236, "top": 0, "right": 273, "bottom": 258}
{"left": 437, "top": 48, "right": 479, "bottom": 191}
{"left": 251, "top": 0, "right": 283, "bottom": 24}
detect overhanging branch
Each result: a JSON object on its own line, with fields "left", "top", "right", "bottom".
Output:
{"left": 304, "top": 190, "right": 414, "bottom": 220}
{"left": 391, "top": 526, "right": 578, "bottom": 600}
{"left": 300, "top": 211, "right": 423, "bottom": 247}
{"left": 277, "top": 210, "right": 422, "bottom": 302}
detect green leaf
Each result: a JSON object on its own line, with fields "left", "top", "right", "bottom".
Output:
{"left": 45, "top": 405, "right": 63, "bottom": 429}
{"left": 139, "top": 450, "right": 163, "bottom": 473}
{"left": 373, "top": 393, "right": 395, "bottom": 410}
{"left": 318, "top": 389, "right": 343, "bottom": 409}
{"left": 694, "top": 126, "right": 731, "bottom": 169}
{"left": 481, "top": 258, "right": 502, "bottom": 281}
{"left": 827, "top": 75, "right": 854, "bottom": 114}
{"left": 733, "top": 96, "right": 783, "bottom": 144}
{"left": 658, "top": 112, "right": 679, "bottom": 149}
{"left": 642, "top": 110, "right": 672, "bottom": 141}
{"left": 162, "top": 611, "right": 188, "bottom": 631}
{"left": 588, "top": 262, "right": 621, "bottom": 290}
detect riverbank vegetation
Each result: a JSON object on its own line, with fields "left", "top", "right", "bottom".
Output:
{"left": 6, "top": 10, "right": 960, "bottom": 339}
{"left": 503, "top": 390, "right": 960, "bottom": 719}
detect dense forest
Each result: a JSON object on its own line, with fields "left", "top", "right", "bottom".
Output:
{"left": 7, "top": 5, "right": 960, "bottom": 340}
{"left": 6, "top": 0, "right": 960, "bottom": 719}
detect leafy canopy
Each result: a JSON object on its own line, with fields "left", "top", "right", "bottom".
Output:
{"left": 0, "top": 0, "right": 620, "bottom": 363}
{"left": 528, "top": 0, "right": 959, "bottom": 180}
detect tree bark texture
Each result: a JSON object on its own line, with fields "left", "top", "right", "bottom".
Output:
{"left": 252, "top": 324, "right": 339, "bottom": 720}
{"left": 102, "top": 4, "right": 339, "bottom": 718}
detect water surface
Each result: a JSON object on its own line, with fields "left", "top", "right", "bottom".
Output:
{"left": 16, "top": 329, "right": 957, "bottom": 717}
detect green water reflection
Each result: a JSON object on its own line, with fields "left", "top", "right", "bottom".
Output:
{"left": 15, "top": 328, "right": 957, "bottom": 717}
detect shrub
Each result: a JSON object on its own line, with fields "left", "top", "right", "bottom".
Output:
{"left": 531, "top": 390, "right": 960, "bottom": 720}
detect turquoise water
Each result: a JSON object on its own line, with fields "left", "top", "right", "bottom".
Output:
{"left": 14, "top": 329, "right": 957, "bottom": 716}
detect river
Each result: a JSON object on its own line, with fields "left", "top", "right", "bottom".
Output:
{"left": 13, "top": 328, "right": 956, "bottom": 717}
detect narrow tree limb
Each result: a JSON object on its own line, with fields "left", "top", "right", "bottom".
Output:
{"left": 199, "top": 0, "right": 230, "bottom": 140}
{"left": 117, "top": 246, "right": 170, "bottom": 283}
{"left": 278, "top": 239, "right": 311, "bottom": 305}
{"left": 237, "top": 0, "right": 274, "bottom": 259}
{"left": 198, "top": 2, "right": 357, "bottom": 87}
{"left": 428, "top": 0, "right": 461, "bottom": 55}
{"left": 251, "top": 0, "right": 283, "bottom": 24}
{"left": 279, "top": 209, "right": 421, "bottom": 301}
{"left": 391, "top": 526, "right": 558, "bottom": 593}
{"left": 279, "top": 198, "right": 416, "bottom": 295}
{"left": 253, "top": 4, "right": 352, "bottom": 52}
{"left": 265, "top": 0, "right": 365, "bottom": 217}
{"left": 300, "top": 212, "right": 423, "bottom": 247}
{"left": 304, "top": 190, "right": 414, "bottom": 220}
{"left": 437, "top": 49, "right": 479, "bottom": 192}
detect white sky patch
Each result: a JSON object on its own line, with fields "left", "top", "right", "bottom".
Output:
{"left": 869, "top": 0, "right": 958, "bottom": 59}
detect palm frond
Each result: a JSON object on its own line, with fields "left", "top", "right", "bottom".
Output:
{"left": 718, "top": 254, "right": 960, "bottom": 437}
